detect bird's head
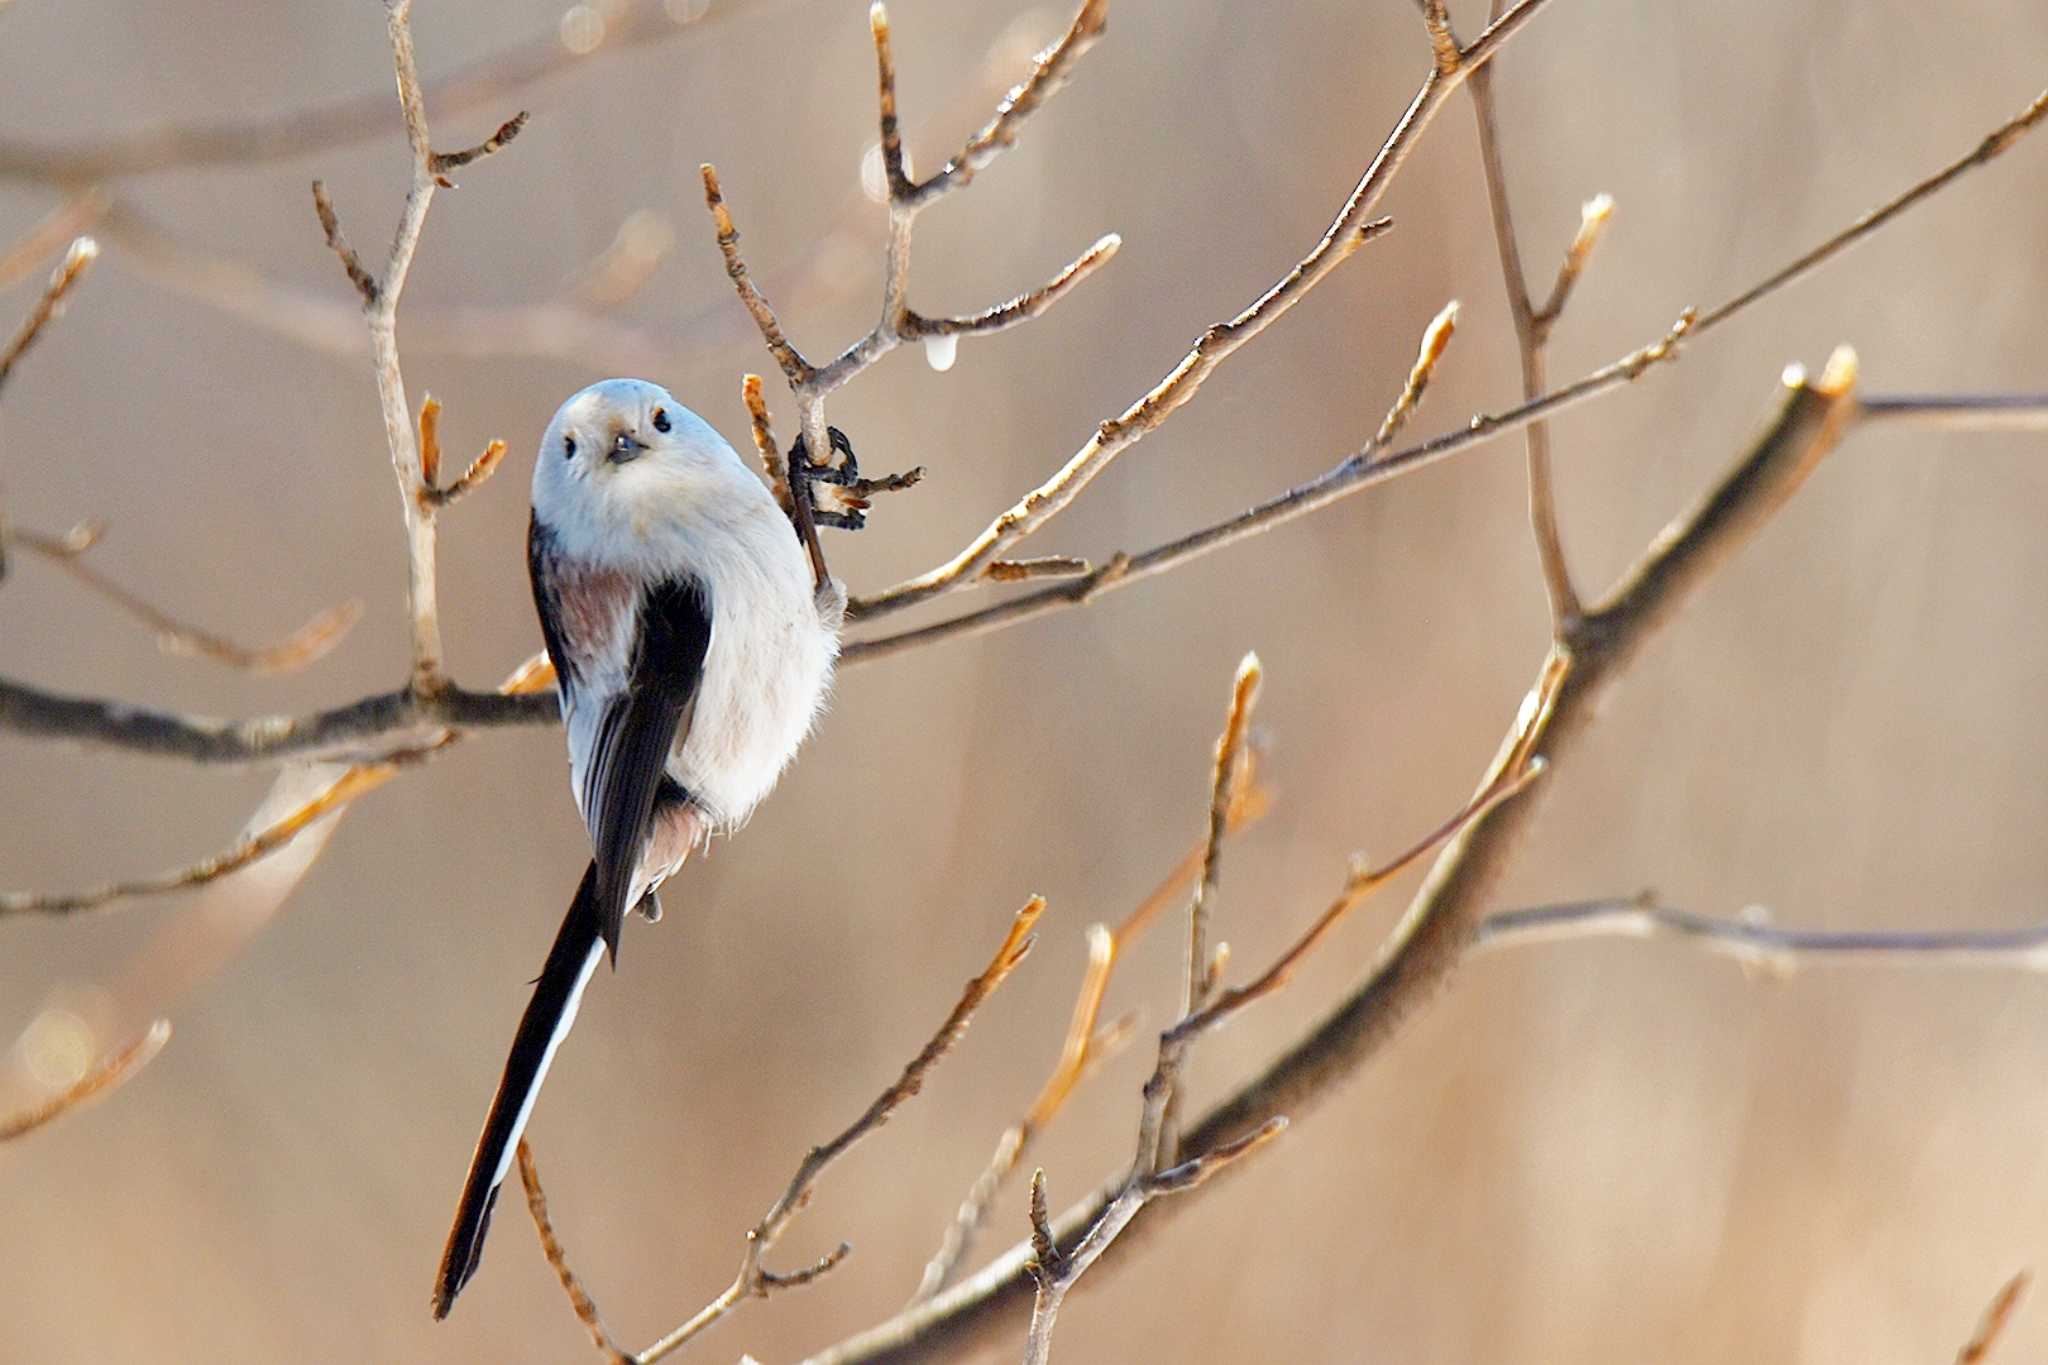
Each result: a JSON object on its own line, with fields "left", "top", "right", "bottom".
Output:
{"left": 532, "top": 378, "right": 755, "bottom": 559}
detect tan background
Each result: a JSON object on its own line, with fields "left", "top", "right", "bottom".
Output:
{"left": 4, "top": 0, "right": 2048, "bottom": 1360}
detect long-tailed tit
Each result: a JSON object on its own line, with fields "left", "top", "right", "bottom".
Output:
{"left": 432, "top": 379, "right": 840, "bottom": 1318}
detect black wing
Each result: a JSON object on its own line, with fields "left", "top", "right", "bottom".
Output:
{"left": 580, "top": 576, "right": 712, "bottom": 961}
{"left": 530, "top": 517, "right": 714, "bottom": 959}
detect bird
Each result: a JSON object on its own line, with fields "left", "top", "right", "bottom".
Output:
{"left": 432, "top": 378, "right": 841, "bottom": 1319}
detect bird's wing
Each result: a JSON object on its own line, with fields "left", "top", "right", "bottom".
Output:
{"left": 530, "top": 516, "right": 714, "bottom": 961}
{"left": 577, "top": 577, "right": 711, "bottom": 960}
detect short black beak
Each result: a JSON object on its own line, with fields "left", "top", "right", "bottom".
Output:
{"left": 608, "top": 431, "right": 644, "bottom": 464}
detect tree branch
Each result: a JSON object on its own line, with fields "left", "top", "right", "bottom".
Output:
{"left": 1475, "top": 897, "right": 2048, "bottom": 973}
{"left": 801, "top": 353, "right": 1864, "bottom": 1365}
{"left": 850, "top": 0, "right": 1559, "bottom": 624}
{"left": 577, "top": 896, "right": 1046, "bottom": 1363}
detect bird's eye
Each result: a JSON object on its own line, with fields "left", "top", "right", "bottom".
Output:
{"left": 651, "top": 408, "right": 671, "bottom": 434}
{"left": 563, "top": 435, "right": 578, "bottom": 459}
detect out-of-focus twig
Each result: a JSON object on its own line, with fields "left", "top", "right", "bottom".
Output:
{"left": 12, "top": 523, "right": 361, "bottom": 672}
{"left": 803, "top": 355, "right": 1867, "bottom": 1365}
{"left": 0, "top": 192, "right": 108, "bottom": 290}
{"left": 0, "top": 0, "right": 759, "bottom": 183}
{"left": 0, "top": 1019, "right": 170, "bottom": 1143}
{"left": 0, "top": 234, "right": 96, "bottom": 396}
{"left": 1476, "top": 897, "right": 2048, "bottom": 974}
{"left": 1958, "top": 1272, "right": 2030, "bottom": 1365}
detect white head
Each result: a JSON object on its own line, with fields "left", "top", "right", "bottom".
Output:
{"left": 531, "top": 379, "right": 761, "bottom": 565}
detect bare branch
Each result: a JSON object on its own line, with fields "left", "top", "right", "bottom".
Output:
{"left": 1698, "top": 87, "right": 2048, "bottom": 333}
{"left": 1465, "top": 0, "right": 1595, "bottom": 629}
{"left": 698, "top": 164, "right": 812, "bottom": 387}
{"left": 310, "top": 180, "right": 377, "bottom": 306}
{"left": 804, "top": 357, "right": 1867, "bottom": 1365}
{"left": 1373, "top": 298, "right": 1459, "bottom": 446}
{"left": 429, "top": 110, "right": 528, "bottom": 181}
{"left": 0, "top": 191, "right": 109, "bottom": 290}
{"left": 0, "top": 235, "right": 97, "bottom": 395}
{"left": 514, "top": 1142, "right": 629, "bottom": 1365}
{"left": 0, "top": 0, "right": 751, "bottom": 183}
{"left": 983, "top": 556, "right": 1092, "bottom": 583}
{"left": 1856, "top": 393, "right": 2048, "bottom": 429}
{"left": 0, "top": 1019, "right": 170, "bottom": 1143}
{"left": 1157, "top": 653, "right": 1262, "bottom": 1164}
{"left": 11, "top": 523, "right": 361, "bottom": 673}
{"left": 906, "top": 234, "right": 1121, "bottom": 340}
{"left": 627, "top": 897, "right": 1045, "bottom": 1363}
{"left": 910, "top": 771, "right": 1272, "bottom": 1305}
{"left": 1959, "top": 1272, "right": 2030, "bottom": 1365}
{"left": 1476, "top": 897, "right": 2048, "bottom": 974}
{"left": 1, "top": 757, "right": 417, "bottom": 918}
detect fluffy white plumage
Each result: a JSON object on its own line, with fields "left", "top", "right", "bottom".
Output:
{"left": 533, "top": 378, "right": 837, "bottom": 830}
{"left": 435, "top": 378, "right": 839, "bottom": 1319}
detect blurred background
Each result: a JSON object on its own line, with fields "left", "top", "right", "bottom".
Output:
{"left": 3, "top": 1, "right": 2047, "bottom": 1360}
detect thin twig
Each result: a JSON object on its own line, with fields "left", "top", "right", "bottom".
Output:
{"left": 0, "top": 1019, "right": 170, "bottom": 1142}
{"left": 0, "top": 759, "right": 416, "bottom": 918}
{"left": 802, "top": 357, "right": 1867, "bottom": 1365}
{"left": 703, "top": 0, "right": 1119, "bottom": 591}
{"left": 0, "top": 191, "right": 109, "bottom": 290}
{"left": 1023, "top": 664, "right": 1539, "bottom": 1361}
{"left": 909, "top": 772, "right": 1272, "bottom": 1305}
{"left": 1476, "top": 898, "right": 2048, "bottom": 973}
{"left": 628, "top": 898, "right": 1045, "bottom": 1363}
{"left": 1158, "top": 653, "right": 1262, "bottom": 1166}
{"left": 1373, "top": 299, "right": 1460, "bottom": 447}
{"left": 0, "top": 0, "right": 760, "bottom": 183}
{"left": 1464, "top": 0, "right": 1600, "bottom": 627}
{"left": 850, "top": 0, "right": 1558, "bottom": 624}
{"left": 515, "top": 1142, "right": 629, "bottom": 1364}
{"left": 0, "top": 235, "right": 97, "bottom": 395}
{"left": 11, "top": 524, "right": 361, "bottom": 672}
{"left": 1, "top": 652, "right": 555, "bottom": 917}
{"left": 1958, "top": 1272, "right": 2030, "bottom": 1365}
{"left": 9, "top": 86, "right": 2048, "bottom": 760}
{"left": 429, "top": 110, "right": 528, "bottom": 180}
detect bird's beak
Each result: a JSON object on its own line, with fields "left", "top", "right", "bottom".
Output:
{"left": 608, "top": 431, "right": 644, "bottom": 464}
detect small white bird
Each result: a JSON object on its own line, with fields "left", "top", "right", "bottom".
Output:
{"left": 433, "top": 379, "right": 839, "bottom": 1318}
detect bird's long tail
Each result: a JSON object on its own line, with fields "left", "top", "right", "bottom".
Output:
{"left": 433, "top": 860, "right": 606, "bottom": 1319}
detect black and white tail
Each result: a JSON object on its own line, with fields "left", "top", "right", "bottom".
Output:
{"left": 432, "top": 862, "right": 607, "bottom": 1319}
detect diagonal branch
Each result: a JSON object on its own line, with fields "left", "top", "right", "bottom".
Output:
{"left": 0, "top": 1019, "right": 170, "bottom": 1143}
{"left": 11, "top": 522, "right": 361, "bottom": 673}
{"left": 586, "top": 896, "right": 1046, "bottom": 1363}
{"left": 1476, "top": 897, "right": 2048, "bottom": 973}
{"left": 1465, "top": 0, "right": 1605, "bottom": 629}
{"left": 701, "top": 0, "right": 1120, "bottom": 591}
{"left": 847, "top": 0, "right": 1555, "bottom": 623}
{"left": 802, "top": 353, "right": 1867, "bottom": 1365}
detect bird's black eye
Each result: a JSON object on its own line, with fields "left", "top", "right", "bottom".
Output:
{"left": 563, "top": 435, "right": 578, "bottom": 460}
{"left": 651, "top": 408, "right": 671, "bottom": 434}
